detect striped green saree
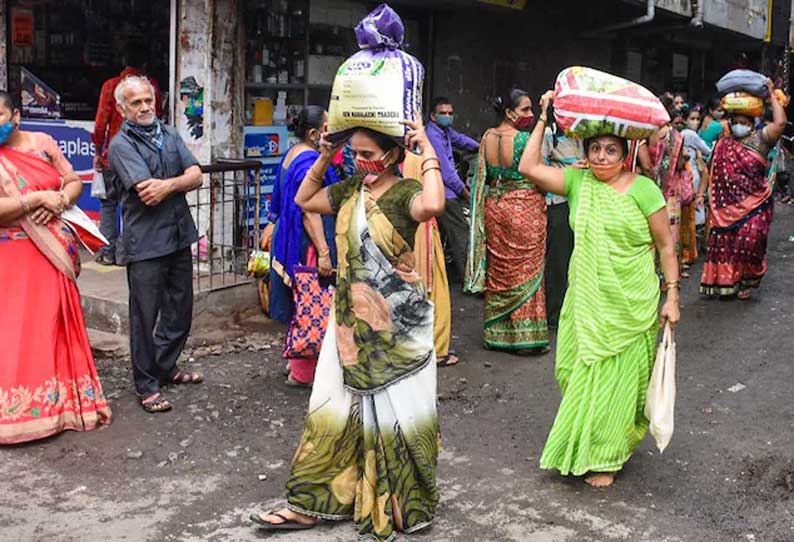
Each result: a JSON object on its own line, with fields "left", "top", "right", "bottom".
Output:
{"left": 540, "top": 168, "right": 665, "bottom": 476}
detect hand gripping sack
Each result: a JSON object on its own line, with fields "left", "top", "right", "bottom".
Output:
{"left": 553, "top": 66, "right": 670, "bottom": 140}
{"left": 326, "top": 3, "right": 424, "bottom": 145}
{"left": 716, "top": 69, "right": 769, "bottom": 98}
{"left": 645, "top": 323, "right": 676, "bottom": 453}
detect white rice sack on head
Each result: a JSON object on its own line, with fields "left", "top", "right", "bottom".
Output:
{"left": 327, "top": 3, "right": 424, "bottom": 146}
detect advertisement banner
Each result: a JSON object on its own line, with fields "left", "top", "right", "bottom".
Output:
{"left": 20, "top": 67, "right": 62, "bottom": 119}
{"left": 244, "top": 157, "right": 280, "bottom": 247}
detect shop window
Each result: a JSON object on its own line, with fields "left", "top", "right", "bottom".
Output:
{"left": 7, "top": 0, "right": 170, "bottom": 121}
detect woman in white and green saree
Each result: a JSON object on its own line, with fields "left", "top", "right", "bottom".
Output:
{"left": 250, "top": 118, "right": 446, "bottom": 541}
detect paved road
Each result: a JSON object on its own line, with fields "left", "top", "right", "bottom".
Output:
{"left": 3, "top": 206, "right": 794, "bottom": 542}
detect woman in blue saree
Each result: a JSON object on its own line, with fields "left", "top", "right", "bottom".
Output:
{"left": 269, "top": 106, "right": 339, "bottom": 386}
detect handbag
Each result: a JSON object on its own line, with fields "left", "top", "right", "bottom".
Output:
{"left": 645, "top": 323, "right": 676, "bottom": 453}
{"left": 283, "top": 247, "right": 334, "bottom": 359}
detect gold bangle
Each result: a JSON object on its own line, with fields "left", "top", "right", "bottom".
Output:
{"left": 307, "top": 172, "right": 324, "bottom": 184}
{"left": 666, "top": 281, "right": 680, "bottom": 289}
{"left": 318, "top": 248, "right": 330, "bottom": 257}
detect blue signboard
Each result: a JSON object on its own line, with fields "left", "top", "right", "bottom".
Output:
{"left": 244, "top": 157, "right": 280, "bottom": 246}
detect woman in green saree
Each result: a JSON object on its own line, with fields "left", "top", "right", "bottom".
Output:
{"left": 250, "top": 118, "right": 445, "bottom": 540}
{"left": 519, "top": 91, "right": 680, "bottom": 488}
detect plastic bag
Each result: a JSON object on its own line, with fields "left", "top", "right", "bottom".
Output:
{"left": 721, "top": 91, "right": 764, "bottom": 117}
{"left": 716, "top": 69, "right": 769, "bottom": 98}
{"left": 90, "top": 170, "right": 106, "bottom": 199}
{"left": 645, "top": 323, "right": 676, "bottom": 453}
{"left": 247, "top": 250, "right": 270, "bottom": 277}
{"left": 553, "top": 66, "right": 670, "bottom": 140}
{"left": 326, "top": 4, "right": 424, "bottom": 145}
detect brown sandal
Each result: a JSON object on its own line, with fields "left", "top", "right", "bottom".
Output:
{"left": 737, "top": 289, "right": 752, "bottom": 300}
{"left": 140, "top": 392, "right": 172, "bottom": 413}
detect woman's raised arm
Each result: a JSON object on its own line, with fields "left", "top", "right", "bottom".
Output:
{"left": 518, "top": 91, "right": 567, "bottom": 196}
{"left": 294, "top": 139, "right": 338, "bottom": 215}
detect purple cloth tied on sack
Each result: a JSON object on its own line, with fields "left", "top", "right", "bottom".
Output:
{"left": 355, "top": 3, "right": 404, "bottom": 49}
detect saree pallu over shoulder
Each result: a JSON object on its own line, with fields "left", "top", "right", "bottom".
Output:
{"left": 566, "top": 170, "right": 660, "bottom": 365}
{"left": 334, "top": 185, "right": 434, "bottom": 394}
{"left": 709, "top": 137, "right": 772, "bottom": 229}
{"left": 0, "top": 147, "right": 80, "bottom": 281}
{"left": 464, "top": 139, "right": 488, "bottom": 293}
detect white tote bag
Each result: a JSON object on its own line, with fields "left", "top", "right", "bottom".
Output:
{"left": 645, "top": 323, "right": 676, "bottom": 453}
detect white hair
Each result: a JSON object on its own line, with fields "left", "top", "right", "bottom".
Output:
{"left": 114, "top": 75, "right": 156, "bottom": 106}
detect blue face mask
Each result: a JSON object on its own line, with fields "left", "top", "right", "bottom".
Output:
{"left": 435, "top": 114, "right": 454, "bottom": 128}
{"left": 0, "top": 121, "right": 14, "bottom": 145}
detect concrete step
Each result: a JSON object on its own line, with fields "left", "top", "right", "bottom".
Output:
{"left": 78, "top": 260, "right": 130, "bottom": 335}
{"left": 77, "top": 258, "right": 263, "bottom": 336}
{"left": 87, "top": 327, "right": 129, "bottom": 360}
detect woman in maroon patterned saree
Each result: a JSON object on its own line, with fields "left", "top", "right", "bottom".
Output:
{"left": 700, "top": 82, "right": 787, "bottom": 299}
{"left": 0, "top": 94, "right": 111, "bottom": 444}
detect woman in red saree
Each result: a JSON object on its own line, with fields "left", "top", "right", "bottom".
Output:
{"left": 0, "top": 92, "right": 112, "bottom": 444}
{"left": 643, "top": 124, "right": 686, "bottom": 263}
{"left": 700, "top": 82, "right": 787, "bottom": 299}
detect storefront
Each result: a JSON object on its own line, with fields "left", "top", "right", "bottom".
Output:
{"left": 5, "top": 0, "right": 176, "bottom": 217}
{"left": 242, "top": 0, "right": 431, "bottom": 125}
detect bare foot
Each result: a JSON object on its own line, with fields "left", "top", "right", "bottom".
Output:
{"left": 254, "top": 508, "right": 317, "bottom": 526}
{"left": 585, "top": 472, "right": 616, "bottom": 488}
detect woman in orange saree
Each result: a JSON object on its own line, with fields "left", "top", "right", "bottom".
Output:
{"left": 0, "top": 93, "right": 111, "bottom": 444}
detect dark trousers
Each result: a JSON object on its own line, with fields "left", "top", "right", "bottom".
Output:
{"left": 436, "top": 197, "right": 469, "bottom": 284}
{"left": 127, "top": 248, "right": 194, "bottom": 396}
{"left": 99, "top": 171, "right": 119, "bottom": 258}
{"left": 545, "top": 202, "right": 574, "bottom": 328}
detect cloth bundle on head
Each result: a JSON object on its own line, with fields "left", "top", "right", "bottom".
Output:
{"left": 716, "top": 69, "right": 769, "bottom": 99}
{"left": 326, "top": 3, "right": 424, "bottom": 146}
{"left": 552, "top": 66, "right": 670, "bottom": 140}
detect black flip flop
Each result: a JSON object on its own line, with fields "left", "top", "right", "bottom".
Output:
{"left": 249, "top": 511, "right": 316, "bottom": 531}
{"left": 437, "top": 352, "right": 460, "bottom": 367}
